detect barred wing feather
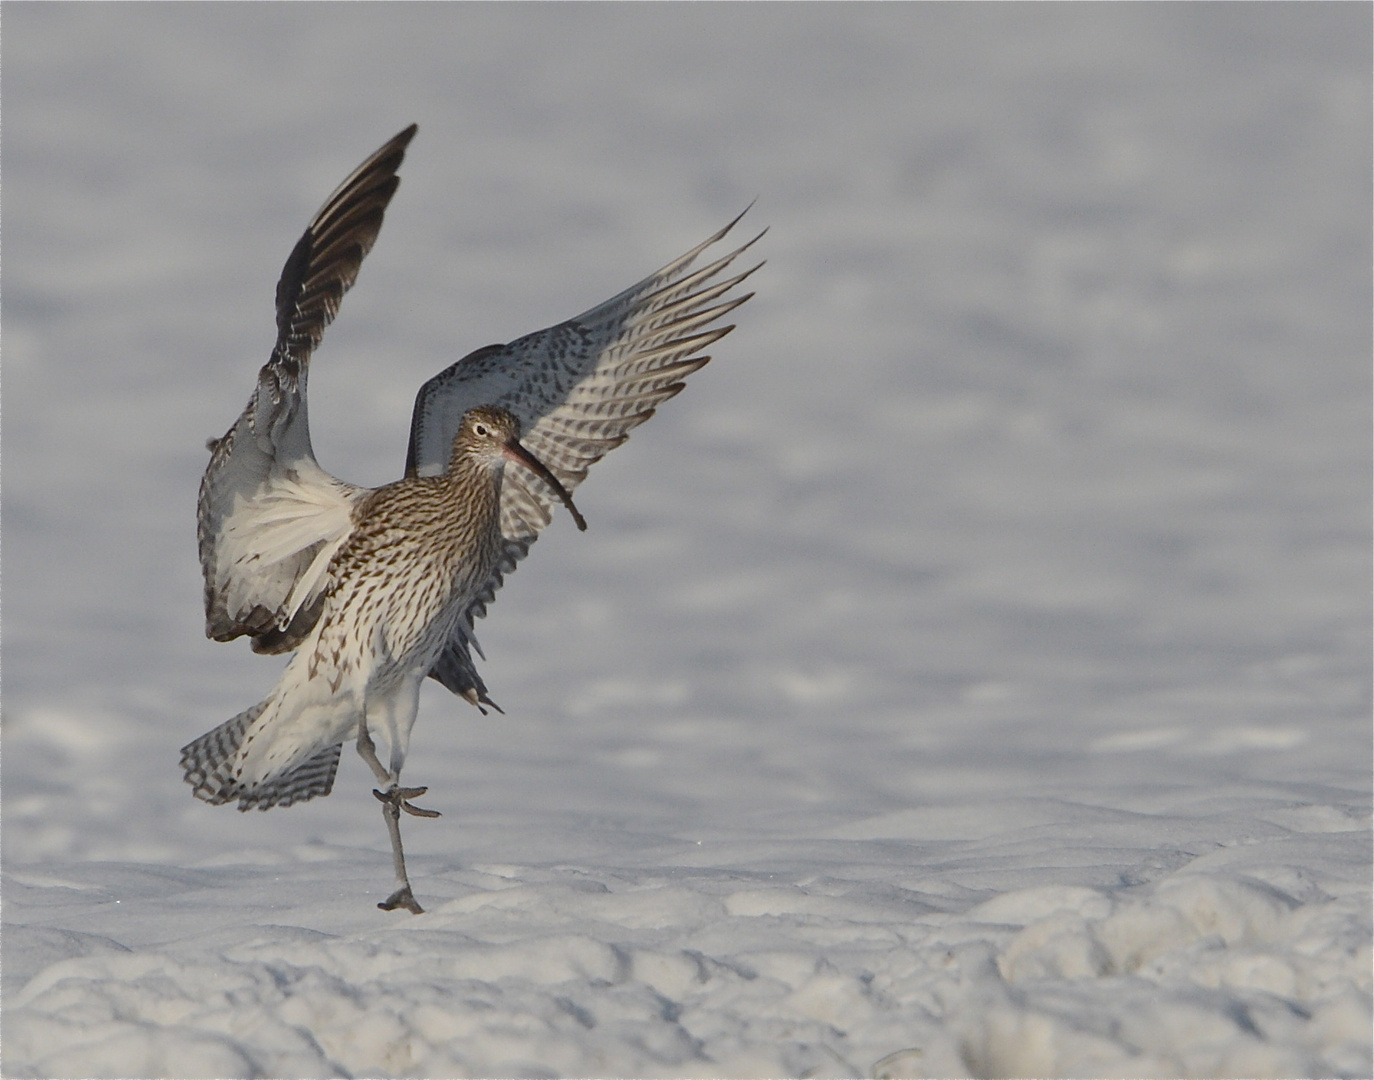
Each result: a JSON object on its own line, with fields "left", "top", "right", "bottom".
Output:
{"left": 199, "top": 125, "right": 417, "bottom": 650}
{"left": 408, "top": 211, "right": 763, "bottom": 702}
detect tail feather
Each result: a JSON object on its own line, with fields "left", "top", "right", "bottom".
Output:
{"left": 240, "top": 742, "right": 342, "bottom": 810}
{"left": 181, "top": 700, "right": 343, "bottom": 810}
{"left": 181, "top": 701, "right": 266, "bottom": 804}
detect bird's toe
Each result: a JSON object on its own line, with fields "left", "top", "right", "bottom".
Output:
{"left": 373, "top": 784, "right": 441, "bottom": 818}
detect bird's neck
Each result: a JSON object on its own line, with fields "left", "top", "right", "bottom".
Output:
{"left": 442, "top": 453, "right": 504, "bottom": 509}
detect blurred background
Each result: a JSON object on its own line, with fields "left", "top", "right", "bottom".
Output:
{"left": 3, "top": 3, "right": 1369, "bottom": 866}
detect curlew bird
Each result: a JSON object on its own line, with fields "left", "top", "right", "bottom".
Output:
{"left": 180, "top": 125, "right": 761, "bottom": 913}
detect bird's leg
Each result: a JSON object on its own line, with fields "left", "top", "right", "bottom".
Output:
{"left": 356, "top": 714, "right": 437, "bottom": 813}
{"left": 355, "top": 714, "right": 393, "bottom": 786}
{"left": 356, "top": 713, "right": 438, "bottom": 914}
{"left": 375, "top": 788, "right": 423, "bottom": 914}
{"left": 373, "top": 786, "right": 440, "bottom": 913}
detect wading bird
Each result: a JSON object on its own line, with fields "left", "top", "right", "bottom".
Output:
{"left": 180, "top": 125, "right": 761, "bottom": 913}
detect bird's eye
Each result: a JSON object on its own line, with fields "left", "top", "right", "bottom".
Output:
{"left": 474, "top": 424, "right": 489, "bottom": 436}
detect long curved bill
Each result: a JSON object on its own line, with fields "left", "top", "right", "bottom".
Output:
{"left": 502, "top": 440, "right": 588, "bottom": 531}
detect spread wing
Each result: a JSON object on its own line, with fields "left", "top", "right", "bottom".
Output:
{"left": 199, "top": 125, "right": 417, "bottom": 652}
{"left": 407, "top": 210, "right": 763, "bottom": 706}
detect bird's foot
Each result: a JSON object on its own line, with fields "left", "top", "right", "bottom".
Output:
{"left": 378, "top": 884, "right": 424, "bottom": 914}
{"left": 374, "top": 785, "right": 441, "bottom": 818}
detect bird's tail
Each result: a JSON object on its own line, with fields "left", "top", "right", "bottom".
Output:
{"left": 181, "top": 698, "right": 343, "bottom": 811}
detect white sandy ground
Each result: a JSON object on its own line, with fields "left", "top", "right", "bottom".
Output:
{"left": 2, "top": 5, "right": 1370, "bottom": 1077}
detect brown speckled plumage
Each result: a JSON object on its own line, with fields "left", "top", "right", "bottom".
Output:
{"left": 308, "top": 412, "right": 508, "bottom": 704}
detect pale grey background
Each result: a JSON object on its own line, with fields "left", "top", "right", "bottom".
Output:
{"left": 3, "top": 4, "right": 1370, "bottom": 1076}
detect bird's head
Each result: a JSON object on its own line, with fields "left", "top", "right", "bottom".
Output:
{"left": 452, "top": 406, "right": 587, "bottom": 531}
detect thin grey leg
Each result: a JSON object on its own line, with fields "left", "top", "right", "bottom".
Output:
{"left": 356, "top": 714, "right": 394, "bottom": 786}
{"left": 376, "top": 791, "right": 423, "bottom": 914}
{"left": 357, "top": 710, "right": 438, "bottom": 914}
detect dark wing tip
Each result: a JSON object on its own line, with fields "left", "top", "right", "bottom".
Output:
{"left": 272, "top": 124, "right": 420, "bottom": 358}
